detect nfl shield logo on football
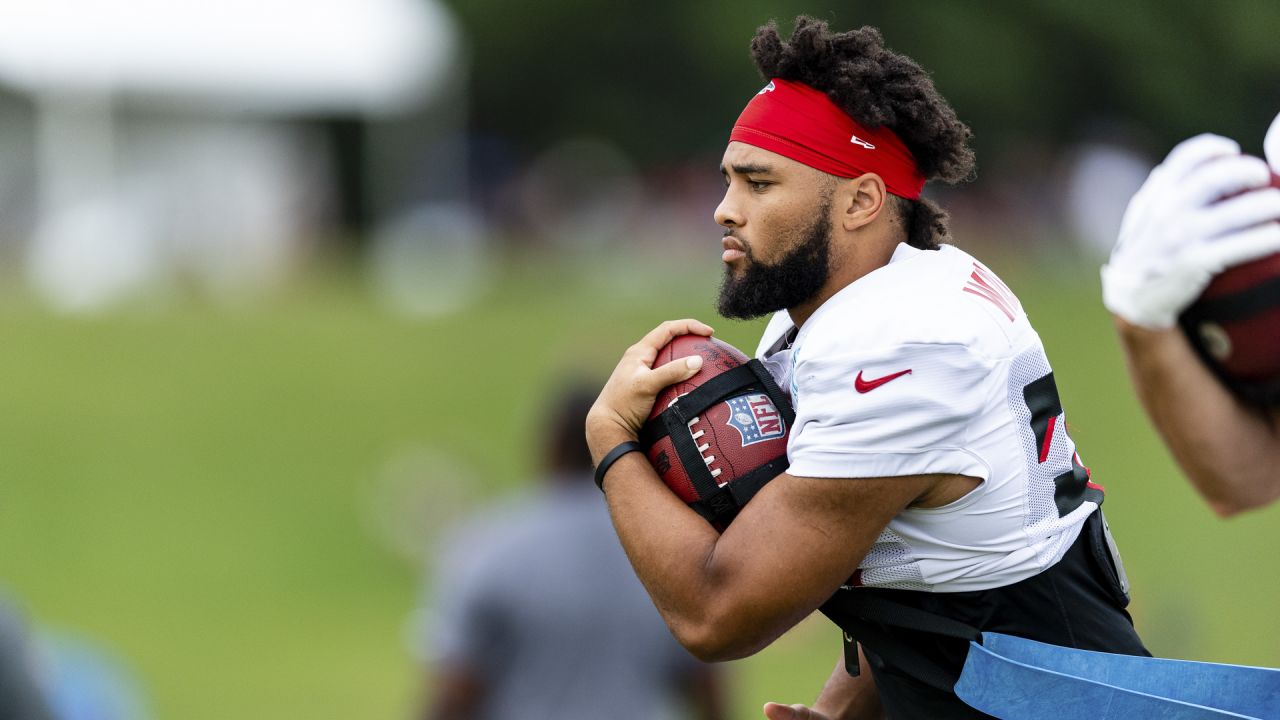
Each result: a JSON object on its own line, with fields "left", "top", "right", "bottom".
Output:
{"left": 726, "top": 393, "right": 786, "bottom": 446}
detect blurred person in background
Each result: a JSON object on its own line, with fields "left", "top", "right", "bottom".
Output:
{"left": 0, "top": 597, "right": 53, "bottom": 720}
{"left": 0, "top": 594, "right": 149, "bottom": 720}
{"left": 1101, "top": 112, "right": 1280, "bottom": 517}
{"left": 588, "top": 17, "right": 1147, "bottom": 720}
{"left": 419, "top": 384, "right": 726, "bottom": 720}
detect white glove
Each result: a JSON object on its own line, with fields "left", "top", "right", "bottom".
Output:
{"left": 1102, "top": 133, "right": 1280, "bottom": 329}
{"left": 1266, "top": 110, "right": 1280, "bottom": 174}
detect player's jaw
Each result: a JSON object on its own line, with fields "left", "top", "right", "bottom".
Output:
{"left": 715, "top": 203, "right": 833, "bottom": 320}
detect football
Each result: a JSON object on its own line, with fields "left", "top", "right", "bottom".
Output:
{"left": 1180, "top": 172, "right": 1280, "bottom": 404}
{"left": 640, "top": 334, "right": 792, "bottom": 529}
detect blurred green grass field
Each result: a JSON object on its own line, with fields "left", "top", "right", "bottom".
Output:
{"left": 0, "top": 251, "right": 1277, "bottom": 720}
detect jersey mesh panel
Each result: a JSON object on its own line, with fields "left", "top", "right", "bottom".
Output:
{"left": 1007, "top": 348, "right": 1077, "bottom": 567}
{"left": 858, "top": 527, "right": 932, "bottom": 591}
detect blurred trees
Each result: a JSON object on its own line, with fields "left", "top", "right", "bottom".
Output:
{"left": 444, "top": 0, "right": 1280, "bottom": 166}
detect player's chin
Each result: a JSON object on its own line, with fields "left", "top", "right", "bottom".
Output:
{"left": 716, "top": 286, "right": 766, "bottom": 320}
{"left": 721, "top": 258, "right": 751, "bottom": 280}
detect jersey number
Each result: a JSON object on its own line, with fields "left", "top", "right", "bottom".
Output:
{"left": 1024, "top": 372, "right": 1102, "bottom": 516}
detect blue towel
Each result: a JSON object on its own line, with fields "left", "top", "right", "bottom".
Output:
{"left": 955, "top": 633, "right": 1280, "bottom": 720}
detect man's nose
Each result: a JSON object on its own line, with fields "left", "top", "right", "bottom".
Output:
{"left": 715, "top": 190, "right": 743, "bottom": 228}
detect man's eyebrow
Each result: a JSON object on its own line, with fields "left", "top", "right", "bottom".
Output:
{"left": 729, "top": 162, "right": 774, "bottom": 175}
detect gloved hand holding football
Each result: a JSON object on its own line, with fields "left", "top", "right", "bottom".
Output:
{"left": 1102, "top": 133, "right": 1280, "bottom": 330}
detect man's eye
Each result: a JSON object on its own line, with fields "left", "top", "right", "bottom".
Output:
{"left": 748, "top": 180, "right": 770, "bottom": 191}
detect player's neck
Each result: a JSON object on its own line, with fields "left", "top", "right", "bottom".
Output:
{"left": 788, "top": 227, "right": 902, "bottom": 328}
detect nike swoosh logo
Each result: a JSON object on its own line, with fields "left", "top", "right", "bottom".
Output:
{"left": 855, "top": 368, "right": 912, "bottom": 393}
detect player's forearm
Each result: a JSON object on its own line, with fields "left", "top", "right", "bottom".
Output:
{"left": 598, "top": 449, "right": 781, "bottom": 660}
{"left": 1115, "top": 317, "right": 1280, "bottom": 515}
{"left": 811, "top": 647, "right": 884, "bottom": 720}
{"left": 590, "top": 421, "right": 791, "bottom": 660}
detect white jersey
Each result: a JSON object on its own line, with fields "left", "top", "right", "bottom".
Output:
{"left": 756, "top": 243, "right": 1101, "bottom": 593}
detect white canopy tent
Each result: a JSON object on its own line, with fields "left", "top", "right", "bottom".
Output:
{"left": 0, "top": 0, "right": 464, "bottom": 311}
{"left": 0, "top": 0, "right": 456, "bottom": 115}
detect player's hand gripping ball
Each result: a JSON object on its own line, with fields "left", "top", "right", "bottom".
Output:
{"left": 1180, "top": 175, "right": 1280, "bottom": 404}
{"left": 1103, "top": 135, "right": 1280, "bottom": 330}
{"left": 1182, "top": 113, "right": 1280, "bottom": 404}
{"left": 642, "top": 335, "right": 791, "bottom": 530}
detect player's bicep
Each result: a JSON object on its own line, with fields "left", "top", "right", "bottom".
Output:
{"left": 702, "top": 470, "right": 932, "bottom": 654}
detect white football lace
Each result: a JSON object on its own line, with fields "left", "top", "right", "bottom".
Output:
{"left": 687, "top": 414, "right": 723, "bottom": 481}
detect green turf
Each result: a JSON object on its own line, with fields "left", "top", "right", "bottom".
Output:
{"left": 0, "top": 253, "right": 1275, "bottom": 719}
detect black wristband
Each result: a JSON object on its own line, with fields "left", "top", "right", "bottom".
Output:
{"left": 594, "top": 440, "right": 643, "bottom": 491}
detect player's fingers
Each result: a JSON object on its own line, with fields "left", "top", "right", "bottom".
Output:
{"left": 762, "top": 702, "right": 802, "bottom": 720}
{"left": 1115, "top": 177, "right": 1158, "bottom": 244}
{"left": 1160, "top": 133, "right": 1241, "bottom": 180}
{"left": 1201, "top": 188, "right": 1280, "bottom": 237}
{"left": 1265, "top": 111, "right": 1280, "bottom": 173}
{"left": 1176, "top": 154, "right": 1272, "bottom": 207}
{"left": 1114, "top": 173, "right": 1161, "bottom": 248}
{"left": 636, "top": 319, "right": 715, "bottom": 354}
{"left": 644, "top": 355, "right": 703, "bottom": 392}
{"left": 764, "top": 702, "right": 826, "bottom": 720}
{"left": 1185, "top": 223, "right": 1280, "bottom": 274}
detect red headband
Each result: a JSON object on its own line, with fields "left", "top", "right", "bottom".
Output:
{"left": 729, "top": 78, "right": 926, "bottom": 200}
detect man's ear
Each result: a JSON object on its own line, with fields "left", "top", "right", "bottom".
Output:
{"left": 837, "top": 173, "right": 887, "bottom": 232}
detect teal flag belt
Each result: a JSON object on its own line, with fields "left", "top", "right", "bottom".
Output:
{"left": 956, "top": 633, "right": 1280, "bottom": 719}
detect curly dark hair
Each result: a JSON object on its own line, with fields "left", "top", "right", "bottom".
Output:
{"left": 751, "top": 17, "right": 976, "bottom": 250}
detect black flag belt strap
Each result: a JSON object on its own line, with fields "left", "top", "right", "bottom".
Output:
{"left": 820, "top": 591, "right": 981, "bottom": 693}
{"left": 638, "top": 360, "right": 794, "bottom": 525}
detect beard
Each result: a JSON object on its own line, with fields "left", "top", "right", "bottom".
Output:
{"left": 716, "top": 203, "right": 833, "bottom": 320}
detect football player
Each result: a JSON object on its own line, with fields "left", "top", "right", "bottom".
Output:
{"left": 587, "top": 17, "right": 1146, "bottom": 720}
{"left": 1101, "top": 113, "right": 1280, "bottom": 517}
